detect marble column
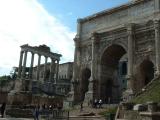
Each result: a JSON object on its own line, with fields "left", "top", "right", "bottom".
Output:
{"left": 49, "top": 58, "right": 55, "bottom": 82}
{"left": 154, "top": 20, "right": 160, "bottom": 76}
{"left": 36, "top": 54, "right": 41, "bottom": 80}
{"left": 43, "top": 56, "right": 48, "bottom": 81}
{"left": 22, "top": 51, "right": 28, "bottom": 79}
{"left": 67, "top": 37, "right": 81, "bottom": 102}
{"left": 85, "top": 32, "right": 98, "bottom": 102}
{"left": 55, "top": 60, "right": 59, "bottom": 84}
{"left": 127, "top": 24, "right": 134, "bottom": 90}
{"left": 18, "top": 50, "right": 24, "bottom": 78}
{"left": 29, "top": 52, "right": 34, "bottom": 79}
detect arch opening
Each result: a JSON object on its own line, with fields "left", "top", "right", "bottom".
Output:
{"left": 140, "top": 60, "right": 154, "bottom": 86}
{"left": 100, "top": 44, "right": 127, "bottom": 103}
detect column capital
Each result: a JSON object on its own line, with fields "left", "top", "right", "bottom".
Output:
{"left": 91, "top": 32, "right": 99, "bottom": 44}
{"left": 126, "top": 23, "right": 135, "bottom": 34}
{"left": 20, "top": 50, "right": 24, "bottom": 54}
{"left": 154, "top": 19, "right": 160, "bottom": 29}
{"left": 51, "top": 58, "right": 56, "bottom": 62}
{"left": 154, "top": 19, "right": 160, "bottom": 23}
{"left": 74, "top": 36, "right": 81, "bottom": 48}
{"left": 77, "top": 18, "right": 83, "bottom": 24}
{"left": 44, "top": 56, "right": 48, "bottom": 59}
{"left": 30, "top": 51, "right": 34, "bottom": 55}
{"left": 38, "top": 53, "right": 41, "bottom": 57}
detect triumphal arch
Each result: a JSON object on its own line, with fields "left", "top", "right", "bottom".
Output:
{"left": 71, "top": 0, "right": 160, "bottom": 104}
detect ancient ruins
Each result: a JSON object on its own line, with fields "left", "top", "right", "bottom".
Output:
{"left": 8, "top": 44, "right": 64, "bottom": 105}
{"left": 70, "top": 0, "right": 160, "bottom": 104}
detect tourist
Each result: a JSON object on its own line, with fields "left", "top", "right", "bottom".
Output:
{"left": 0, "top": 102, "right": 6, "bottom": 118}
{"left": 33, "top": 106, "right": 40, "bottom": 120}
{"left": 80, "top": 102, "right": 83, "bottom": 112}
{"left": 94, "top": 99, "right": 98, "bottom": 108}
{"left": 99, "top": 99, "right": 103, "bottom": 108}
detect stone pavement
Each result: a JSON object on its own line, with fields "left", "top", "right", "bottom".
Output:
{"left": 69, "top": 106, "right": 107, "bottom": 120}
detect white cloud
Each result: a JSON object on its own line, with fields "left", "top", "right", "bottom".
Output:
{"left": 0, "top": 0, "right": 75, "bottom": 75}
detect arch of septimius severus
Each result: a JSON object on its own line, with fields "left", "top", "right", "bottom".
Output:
{"left": 69, "top": 0, "right": 160, "bottom": 104}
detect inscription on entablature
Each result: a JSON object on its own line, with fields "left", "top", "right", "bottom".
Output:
{"left": 81, "top": 0, "right": 154, "bottom": 37}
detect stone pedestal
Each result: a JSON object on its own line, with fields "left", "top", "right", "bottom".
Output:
{"left": 147, "top": 102, "right": 158, "bottom": 112}
{"left": 123, "top": 75, "right": 134, "bottom": 102}
{"left": 84, "top": 80, "right": 93, "bottom": 106}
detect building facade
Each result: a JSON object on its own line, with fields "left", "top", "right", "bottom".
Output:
{"left": 71, "top": 0, "right": 160, "bottom": 104}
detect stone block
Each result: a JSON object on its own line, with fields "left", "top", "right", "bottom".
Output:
{"left": 133, "top": 104, "right": 147, "bottom": 111}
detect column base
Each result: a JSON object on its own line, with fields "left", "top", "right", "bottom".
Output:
{"left": 64, "top": 91, "right": 75, "bottom": 108}
{"left": 83, "top": 91, "right": 93, "bottom": 107}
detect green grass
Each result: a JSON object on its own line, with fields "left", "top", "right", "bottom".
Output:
{"left": 98, "top": 107, "right": 117, "bottom": 117}
{"left": 131, "top": 78, "right": 160, "bottom": 104}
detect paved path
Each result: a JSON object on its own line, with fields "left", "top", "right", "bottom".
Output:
{"left": 69, "top": 106, "right": 107, "bottom": 120}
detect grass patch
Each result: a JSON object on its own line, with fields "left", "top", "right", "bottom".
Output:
{"left": 131, "top": 78, "right": 160, "bottom": 104}
{"left": 98, "top": 107, "right": 117, "bottom": 117}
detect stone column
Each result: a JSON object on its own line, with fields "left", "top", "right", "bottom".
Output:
{"left": 18, "top": 50, "right": 24, "bottom": 78}
{"left": 77, "top": 18, "right": 82, "bottom": 38}
{"left": 21, "top": 51, "right": 28, "bottom": 79}
{"left": 55, "top": 60, "right": 59, "bottom": 84}
{"left": 36, "top": 54, "right": 41, "bottom": 80}
{"left": 29, "top": 52, "right": 34, "bottom": 79}
{"left": 85, "top": 32, "right": 98, "bottom": 102}
{"left": 67, "top": 37, "right": 81, "bottom": 103}
{"left": 155, "top": 0, "right": 160, "bottom": 13}
{"left": 43, "top": 56, "right": 48, "bottom": 81}
{"left": 49, "top": 58, "right": 55, "bottom": 82}
{"left": 154, "top": 20, "right": 160, "bottom": 76}
{"left": 127, "top": 24, "right": 134, "bottom": 90}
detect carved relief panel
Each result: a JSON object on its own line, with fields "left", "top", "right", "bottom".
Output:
{"left": 80, "top": 45, "right": 92, "bottom": 68}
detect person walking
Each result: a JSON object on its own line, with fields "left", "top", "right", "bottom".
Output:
{"left": 33, "top": 106, "right": 40, "bottom": 120}
{"left": 1, "top": 102, "right": 6, "bottom": 118}
{"left": 80, "top": 102, "right": 83, "bottom": 112}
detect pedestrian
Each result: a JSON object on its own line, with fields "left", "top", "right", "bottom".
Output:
{"left": 94, "top": 99, "right": 98, "bottom": 108}
{"left": 99, "top": 99, "right": 103, "bottom": 108}
{"left": 1, "top": 102, "right": 6, "bottom": 118}
{"left": 33, "top": 106, "right": 40, "bottom": 120}
{"left": 80, "top": 102, "right": 83, "bottom": 112}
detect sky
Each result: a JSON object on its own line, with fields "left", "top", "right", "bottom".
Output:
{"left": 0, "top": 0, "right": 129, "bottom": 76}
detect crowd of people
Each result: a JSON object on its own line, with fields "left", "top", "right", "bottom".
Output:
{"left": 93, "top": 99, "right": 103, "bottom": 108}
{"left": 32, "top": 103, "right": 63, "bottom": 120}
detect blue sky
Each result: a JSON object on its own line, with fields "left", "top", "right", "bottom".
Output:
{"left": 39, "top": 0, "right": 129, "bottom": 31}
{"left": 0, "top": 0, "right": 129, "bottom": 76}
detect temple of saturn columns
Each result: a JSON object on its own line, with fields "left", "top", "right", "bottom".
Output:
{"left": 69, "top": 0, "right": 160, "bottom": 104}
{"left": 14, "top": 44, "right": 62, "bottom": 94}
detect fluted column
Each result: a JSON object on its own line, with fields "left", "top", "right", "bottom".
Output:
{"left": 22, "top": 51, "right": 28, "bottom": 79}
{"left": 43, "top": 56, "right": 48, "bottom": 81}
{"left": 127, "top": 24, "right": 134, "bottom": 89}
{"left": 36, "top": 54, "right": 41, "bottom": 80}
{"left": 18, "top": 51, "right": 24, "bottom": 78}
{"left": 55, "top": 60, "right": 59, "bottom": 84}
{"left": 29, "top": 52, "right": 34, "bottom": 79}
{"left": 154, "top": 20, "right": 160, "bottom": 76}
